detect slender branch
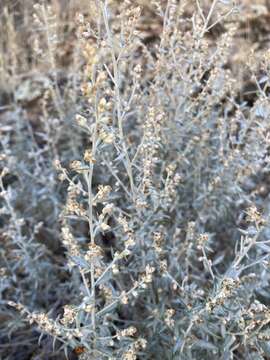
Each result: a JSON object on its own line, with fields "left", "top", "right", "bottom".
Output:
{"left": 101, "top": 1, "right": 135, "bottom": 199}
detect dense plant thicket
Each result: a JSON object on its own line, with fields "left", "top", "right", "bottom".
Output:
{"left": 2, "top": 1, "right": 270, "bottom": 359}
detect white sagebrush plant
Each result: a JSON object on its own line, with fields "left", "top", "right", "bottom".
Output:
{"left": 4, "top": 1, "right": 270, "bottom": 359}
